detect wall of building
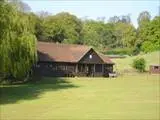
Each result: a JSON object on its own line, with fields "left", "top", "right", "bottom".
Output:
{"left": 149, "top": 65, "right": 160, "bottom": 74}
{"left": 33, "top": 62, "right": 113, "bottom": 77}
{"left": 79, "top": 49, "right": 104, "bottom": 64}
{"left": 33, "top": 62, "right": 76, "bottom": 77}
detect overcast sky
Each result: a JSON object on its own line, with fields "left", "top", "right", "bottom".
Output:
{"left": 23, "top": 0, "right": 159, "bottom": 28}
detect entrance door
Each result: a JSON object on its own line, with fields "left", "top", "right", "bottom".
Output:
{"left": 87, "top": 64, "right": 94, "bottom": 76}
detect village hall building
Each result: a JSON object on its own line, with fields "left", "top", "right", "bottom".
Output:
{"left": 34, "top": 42, "right": 114, "bottom": 77}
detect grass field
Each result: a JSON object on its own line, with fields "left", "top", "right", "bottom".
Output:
{"left": 0, "top": 74, "right": 159, "bottom": 120}
{"left": 112, "top": 51, "right": 160, "bottom": 72}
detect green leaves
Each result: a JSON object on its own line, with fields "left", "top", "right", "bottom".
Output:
{"left": 81, "top": 20, "right": 116, "bottom": 52}
{"left": 42, "top": 12, "right": 82, "bottom": 43}
{"left": 132, "top": 58, "right": 146, "bottom": 72}
{"left": 137, "top": 11, "right": 151, "bottom": 26}
{"left": 114, "top": 22, "right": 137, "bottom": 48}
{"left": 0, "top": 1, "right": 37, "bottom": 80}
{"left": 34, "top": 10, "right": 158, "bottom": 54}
{"left": 138, "top": 16, "right": 160, "bottom": 53}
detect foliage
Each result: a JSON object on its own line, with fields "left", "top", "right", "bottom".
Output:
{"left": 42, "top": 12, "right": 83, "bottom": 43}
{"left": 9, "top": 0, "right": 31, "bottom": 13}
{"left": 104, "top": 47, "right": 134, "bottom": 55}
{"left": 132, "top": 58, "right": 146, "bottom": 72}
{"left": 0, "top": 1, "right": 37, "bottom": 80}
{"left": 81, "top": 20, "right": 116, "bottom": 52}
{"left": 114, "top": 22, "right": 137, "bottom": 48}
{"left": 140, "top": 16, "right": 160, "bottom": 52}
{"left": 137, "top": 11, "right": 151, "bottom": 26}
{"left": 31, "top": 10, "right": 159, "bottom": 54}
{"left": 108, "top": 14, "right": 131, "bottom": 24}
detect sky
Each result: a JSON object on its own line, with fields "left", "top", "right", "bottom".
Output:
{"left": 23, "top": 0, "right": 159, "bottom": 28}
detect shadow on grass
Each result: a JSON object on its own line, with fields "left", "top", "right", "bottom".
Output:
{"left": 0, "top": 77, "right": 79, "bottom": 105}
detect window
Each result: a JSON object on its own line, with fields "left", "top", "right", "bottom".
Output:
{"left": 78, "top": 64, "right": 86, "bottom": 72}
{"left": 89, "top": 54, "right": 92, "bottom": 59}
{"left": 45, "top": 64, "right": 52, "bottom": 68}
{"left": 68, "top": 65, "right": 75, "bottom": 72}
{"left": 57, "top": 65, "right": 66, "bottom": 71}
{"left": 95, "top": 64, "right": 102, "bottom": 72}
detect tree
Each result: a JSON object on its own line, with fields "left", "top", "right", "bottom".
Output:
{"left": 108, "top": 15, "right": 131, "bottom": 24}
{"left": 140, "top": 16, "right": 160, "bottom": 52}
{"left": 26, "top": 12, "right": 46, "bottom": 41}
{"left": 9, "top": 0, "right": 31, "bottom": 13}
{"left": 108, "top": 15, "right": 136, "bottom": 49}
{"left": 81, "top": 20, "right": 116, "bottom": 52}
{"left": 108, "top": 16, "right": 120, "bottom": 23}
{"left": 132, "top": 58, "right": 146, "bottom": 72}
{"left": 42, "top": 12, "right": 83, "bottom": 43}
{"left": 0, "top": 1, "right": 37, "bottom": 80}
{"left": 120, "top": 15, "right": 131, "bottom": 24}
{"left": 36, "top": 11, "right": 51, "bottom": 18}
{"left": 81, "top": 20, "right": 103, "bottom": 50}
{"left": 137, "top": 11, "right": 151, "bottom": 26}
{"left": 114, "top": 22, "right": 137, "bottom": 48}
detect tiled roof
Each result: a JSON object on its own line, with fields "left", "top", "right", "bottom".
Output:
{"left": 99, "top": 54, "right": 114, "bottom": 64}
{"left": 37, "top": 42, "right": 113, "bottom": 64}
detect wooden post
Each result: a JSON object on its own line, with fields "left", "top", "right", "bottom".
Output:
{"left": 93, "top": 64, "right": 95, "bottom": 77}
{"left": 75, "top": 64, "right": 78, "bottom": 73}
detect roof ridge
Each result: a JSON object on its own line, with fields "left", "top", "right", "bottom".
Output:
{"left": 38, "top": 41, "right": 90, "bottom": 48}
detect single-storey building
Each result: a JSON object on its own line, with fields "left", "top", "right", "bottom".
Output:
{"left": 149, "top": 65, "right": 160, "bottom": 74}
{"left": 33, "top": 42, "right": 114, "bottom": 77}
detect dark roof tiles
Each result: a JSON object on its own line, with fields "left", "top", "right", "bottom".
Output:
{"left": 37, "top": 42, "right": 113, "bottom": 64}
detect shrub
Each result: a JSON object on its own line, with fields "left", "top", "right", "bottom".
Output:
{"left": 132, "top": 58, "right": 146, "bottom": 72}
{"left": 104, "top": 48, "right": 134, "bottom": 56}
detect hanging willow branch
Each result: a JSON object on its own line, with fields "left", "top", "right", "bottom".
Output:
{"left": 0, "top": 1, "right": 37, "bottom": 80}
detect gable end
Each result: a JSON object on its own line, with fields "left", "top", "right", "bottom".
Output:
{"left": 78, "top": 48, "right": 104, "bottom": 64}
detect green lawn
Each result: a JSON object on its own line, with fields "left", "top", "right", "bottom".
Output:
{"left": 112, "top": 51, "right": 160, "bottom": 72}
{"left": 0, "top": 74, "right": 159, "bottom": 120}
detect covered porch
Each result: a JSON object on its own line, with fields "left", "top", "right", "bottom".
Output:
{"left": 75, "top": 63, "right": 113, "bottom": 77}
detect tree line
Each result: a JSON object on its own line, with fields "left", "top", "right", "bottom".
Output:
{"left": 34, "top": 6, "right": 159, "bottom": 55}
{"left": 0, "top": 0, "right": 159, "bottom": 80}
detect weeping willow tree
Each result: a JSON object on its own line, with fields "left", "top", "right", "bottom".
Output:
{"left": 0, "top": 1, "right": 37, "bottom": 80}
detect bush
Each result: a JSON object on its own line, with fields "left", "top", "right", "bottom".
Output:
{"left": 132, "top": 58, "right": 146, "bottom": 72}
{"left": 104, "top": 48, "right": 134, "bottom": 56}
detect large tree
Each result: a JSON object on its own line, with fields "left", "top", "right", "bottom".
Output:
{"left": 108, "top": 15, "right": 131, "bottom": 24}
{"left": 114, "top": 22, "right": 137, "bottom": 48}
{"left": 137, "top": 11, "right": 151, "bottom": 26}
{"left": 9, "top": 0, "right": 31, "bottom": 13}
{"left": 137, "top": 10, "right": 160, "bottom": 53}
{"left": 140, "top": 16, "right": 160, "bottom": 52}
{"left": 108, "top": 16, "right": 120, "bottom": 23}
{"left": 0, "top": 1, "right": 37, "bottom": 80}
{"left": 42, "top": 12, "right": 83, "bottom": 43}
{"left": 81, "top": 20, "right": 116, "bottom": 52}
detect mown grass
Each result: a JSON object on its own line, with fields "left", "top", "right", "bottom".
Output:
{"left": 112, "top": 51, "right": 160, "bottom": 72}
{"left": 0, "top": 74, "right": 159, "bottom": 120}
